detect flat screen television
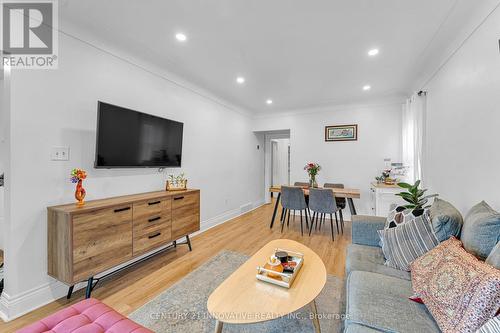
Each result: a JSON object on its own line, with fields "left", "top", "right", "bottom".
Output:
{"left": 95, "top": 101, "right": 183, "bottom": 168}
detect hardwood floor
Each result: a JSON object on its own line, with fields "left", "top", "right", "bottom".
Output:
{"left": 0, "top": 200, "right": 351, "bottom": 332}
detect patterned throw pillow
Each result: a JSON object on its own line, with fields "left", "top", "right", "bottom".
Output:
{"left": 385, "top": 206, "right": 417, "bottom": 228}
{"left": 411, "top": 237, "right": 500, "bottom": 333}
{"left": 378, "top": 213, "right": 439, "bottom": 271}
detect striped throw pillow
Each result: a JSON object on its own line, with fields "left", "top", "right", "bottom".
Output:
{"left": 378, "top": 213, "right": 439, "bottom": 271}
{"left": 478, "top": 317, "right": 500, "bottom": 333}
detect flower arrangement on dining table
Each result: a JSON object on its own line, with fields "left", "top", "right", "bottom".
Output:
{"left": 304, "top": 162, "right": 321, "bottom": 188}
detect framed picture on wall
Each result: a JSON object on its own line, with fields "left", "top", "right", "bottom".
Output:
{"left": 325, "top": 124, "right": 358, "bottom": 141}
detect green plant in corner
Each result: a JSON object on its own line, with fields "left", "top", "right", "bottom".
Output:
{"left": 395, "top": 180, "right": 438, "bottom": 215}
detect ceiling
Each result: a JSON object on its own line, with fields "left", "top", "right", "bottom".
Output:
{"left": 59, "top": 0, "right": 481, "bottom": 114}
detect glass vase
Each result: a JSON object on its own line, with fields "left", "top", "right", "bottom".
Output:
{"left": 309, "top": 175, "right": 318, "bottom": 188}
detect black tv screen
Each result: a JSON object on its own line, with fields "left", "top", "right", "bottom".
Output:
{"left": 95, "top": 102, "right": 183, "bottom": 168}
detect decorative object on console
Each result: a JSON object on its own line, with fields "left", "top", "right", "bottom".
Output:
{"left": 70, "top": 168, "right": 87, "bottom": 206}
{"left": 304, "top": 162, "right": 321, "bottom": 188}
{"left": 375, "top": 170, "right": 392, "bottom": 184}
{"left": 411, "top": 237, "right": 500, "bottom": 333}
{"left": 166, "top": 172, "right": 187, "bottom": 191}
{"left": 378, "top": 212, "right": 439, "bottom": 271}
{"left": 461, "top": 201, "right": 500, "bottom": 260}
{"left": 325, "top": 124, "right": 358, "bottom": 141}
{"left": 395, "top": 180, "right": 438, "bottom": 217}
{"left": 429, "top": 198, "right": 463, "bottom": 242}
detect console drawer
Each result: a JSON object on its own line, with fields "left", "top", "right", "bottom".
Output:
{"left": 172, "top": 192, "right": 198, "bottom": 209}
{"left": 134, "top": 213, "right": 171, "bottom": 234}
{"left": 133, "top": 198, "right": 171, "bottom": 220}
{"left": 133, "top": 222, "right": 172, "bottom": 256}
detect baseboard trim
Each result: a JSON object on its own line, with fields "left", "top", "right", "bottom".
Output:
{"left": 0, "top": 199, "right": 266, "bottom": 322}
{"left": 0, "top": 280, "right": 69, "bottom": 322}
{"left": 195, "top": 199, "right": 265, "bottom": 235}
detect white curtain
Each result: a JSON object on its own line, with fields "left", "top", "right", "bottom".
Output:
{"left": 402, "top": 92, "right": 426, "bottom": 184}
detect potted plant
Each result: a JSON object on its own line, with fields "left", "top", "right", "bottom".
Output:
{"left": 304, "top": 163, "right": 321, "bottom": 188}
{"left": 395, "top": 180, "right": 438, "bottom": 216}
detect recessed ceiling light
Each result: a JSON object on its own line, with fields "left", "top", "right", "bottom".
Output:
{"left": 236, "top": 77, "right": 245, "bottom": 84}
{"left": 363, "top": 85, "right": 371, "bottom": 91}
{"left": 266, "top": 99, "right": 273, "bottom": 105}
{"left": 368, "top": 48, "right": 379, "bottom": 56}
{"left": 175, "top": 33, "right": 187, "bottom": 42}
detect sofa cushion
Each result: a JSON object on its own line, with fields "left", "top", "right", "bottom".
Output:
{"left": 17, "top": 298, "right": 153, "bottom": 333}
{"left": 462, "top": 201, "right": 500, "bottom": 259}
{"left": 378, "top": 213, "right": 439, "bottom": 271}
{"left": 346, "top": 271, "right": 440, "bottom": 333}
{"left": 346, "top": 244, "right": 410, "bottom": 280}
{"left": 429, "top": 198, "right": 463, "bottom": 242}
{"left": 486, "top": 242, "right": 500, "bottom": 269}
{"left": 411, "top": 237, "right": 500, "bottom": 333}
{"left": 351, "top": 215, "right": 386, "bottom": 247}
{"left": 345, "top": 323, "right": 385, "bottom": 332}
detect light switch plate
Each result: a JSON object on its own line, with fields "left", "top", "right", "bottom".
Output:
{"left": 51, "top": 147, "right": 70, "bottom": 161}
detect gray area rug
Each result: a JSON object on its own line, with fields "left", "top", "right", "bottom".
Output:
{"left": 129, "top": 250, "right": 345, "bottom": 332}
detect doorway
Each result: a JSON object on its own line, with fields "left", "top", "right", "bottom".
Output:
{"left": 271, "top": 139, "right": 290, "bottom": 187}
{"left": 261, "top": 130, "right": 291, "bottom": 204}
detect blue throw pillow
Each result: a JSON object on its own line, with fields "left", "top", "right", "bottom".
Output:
{"left": 429, "top": 198, "right": 463, "bottom": 242}
{"left": 486, "top": 242, "right": 500, "bottom": 269}
{"left": 462, "top": 201, "right": 500, "bottom": 259}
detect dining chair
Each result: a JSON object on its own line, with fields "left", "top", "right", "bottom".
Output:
{"left": 324, "top": 183, "right": 345, "bottom": 234}
{"left": 308, "top": 188, "right": 339, "bottom": 241}
{"left": 280, "top": 186, "right": 310, "bottom": 236}
{"left": 293, "top": 181, "right": 310, "bottom": 214}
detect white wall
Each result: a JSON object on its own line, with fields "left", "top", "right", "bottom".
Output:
{"left": 1, "top": 26, "right": 264, "bottom": 320}
{"left": 0, "top": 65, "right": 10, "bottom": 253}
{"left": 422, "top": 4, "right": 500, "bottom": 214}
{"left": 254, "top": 103, "right": 403, "bottom": 217}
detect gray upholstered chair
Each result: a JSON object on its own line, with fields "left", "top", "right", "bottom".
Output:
{"left": 324, "top": 183, "right": 346, "bottom": 234}
{"left": 308, "top": 188, "right": 340, "bottom": 240}
{"left": 294, "top": 181, "right": 310, "bottom": 209}
{"left": 280, "top": 186, "right": 309, "bottom": 235}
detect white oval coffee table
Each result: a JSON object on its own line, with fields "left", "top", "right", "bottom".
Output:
{"left": 207, "top": 239, "right": 327, "bottom": 332}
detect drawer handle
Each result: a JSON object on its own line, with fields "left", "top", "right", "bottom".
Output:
{"left": 114, "top": 207, "right": 131, "bottom": 213}
{"left": 148, "top": 201, "right": 161, "bottom": 206}
{"left": 148, "top": 216, "right": 161, "bottom": 223}
{"left": 148, "top": 232, "right": 161, "bottom": 239}
{"left": 174, "top": 196, "right": 184, "bottom": 201}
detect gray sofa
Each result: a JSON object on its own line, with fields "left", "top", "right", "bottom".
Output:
{"left": 343, "top": 215, "right": 441, "bottom": 333}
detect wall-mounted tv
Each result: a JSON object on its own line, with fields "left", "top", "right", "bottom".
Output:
{"left": 95, "top": 101, "right": 183, "bottom": 168}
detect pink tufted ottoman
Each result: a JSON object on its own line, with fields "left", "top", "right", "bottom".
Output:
{"left": 17, "top": 298, "right": 153, "bottom": 333}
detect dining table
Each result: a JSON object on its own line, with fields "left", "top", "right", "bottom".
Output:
{"left": 268, "top": 185, "right": 361, "bottom": 229}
